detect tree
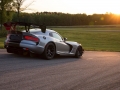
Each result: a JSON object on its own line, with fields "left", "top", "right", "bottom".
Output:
{"left": 13, "top": 0, "right": 34, "bottom": 22}
{"left": 0, "top": 0, "right": 13, "bottom": 30}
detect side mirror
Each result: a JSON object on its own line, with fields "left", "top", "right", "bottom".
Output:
{"left": 64, "top": 37, "right": 67, "bottom": 41}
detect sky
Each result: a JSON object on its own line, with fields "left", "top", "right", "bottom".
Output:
{"left": 22, "top": 0, "right": 120, "bottom": 15}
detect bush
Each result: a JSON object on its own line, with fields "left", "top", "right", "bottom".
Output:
{"left": 0, "top": 28, "right": 7, "bottom": 38}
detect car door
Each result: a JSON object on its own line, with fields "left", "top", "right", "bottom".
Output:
{"left": 51, "top": 32, "right": 70, "bottom": 54}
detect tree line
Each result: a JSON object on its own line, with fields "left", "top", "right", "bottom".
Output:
{"left": 12, "top": 12, "right": 120, "bottom": 26}
{"left": 0, "top": 0, "right": 34, "bottom": 30}
{"left": 1, "top": 10, "right": 120, "bottom": 26}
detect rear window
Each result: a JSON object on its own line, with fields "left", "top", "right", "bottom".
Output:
{"left": 23, "top": 28, "right": 44, "bottom": 35}
{"left": 30, "top": 31, "right": 43, "bottom": 35}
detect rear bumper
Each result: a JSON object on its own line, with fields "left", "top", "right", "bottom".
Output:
{"left": 20, "top": 42, "right": 44, "bottom": 54}
{"left": 4, "top": 41, "right": 44, "bottom": 54}
{"left": 4, "top": 42, "right": 23, "bottom": 53}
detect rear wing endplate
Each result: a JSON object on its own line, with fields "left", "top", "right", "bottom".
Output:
{"left": 3, "top": 22, "right": 46, "bottom": 33}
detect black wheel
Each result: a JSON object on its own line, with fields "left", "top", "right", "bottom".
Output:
{"left": 75, "top": 46, "right": 83, "bottom": 58}
{"left": 6, "top": 48, "right": 13, "bottom": 53}
{"left": 43, "top": 43, "right": 56, "bottom": 60}
{"left": 6, "top": 48, "right": 12, "bottom": 53}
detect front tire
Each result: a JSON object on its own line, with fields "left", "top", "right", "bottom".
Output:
{"left": 43, "top": 43, "right": 56, "bottom": 60}
{"left": 75, "top": 46, "right": 83, "bottom": 58}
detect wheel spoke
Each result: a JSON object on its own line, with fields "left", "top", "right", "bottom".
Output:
{"left": 46, "top": 45, "right": 55, "bottom": 58}
{"left": 78, "top": 51, "right": 80, "bottom": 56}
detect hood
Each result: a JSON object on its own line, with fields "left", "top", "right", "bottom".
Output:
{"left": 66, "top": 41, "right": 80, "bottom": 46}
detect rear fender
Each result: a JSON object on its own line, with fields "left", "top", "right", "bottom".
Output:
{"left": 44, "top": 42, "right": 56, "bottom": 52}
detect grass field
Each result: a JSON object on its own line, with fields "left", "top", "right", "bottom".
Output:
{"left": 51, "top": 27, "right": 120, "bottom": 52}
{"left": 0, "top": 27, "right": 120, "bottom": 52}
{"left": 0, "top": 37, "right": 5, "bottom": 49}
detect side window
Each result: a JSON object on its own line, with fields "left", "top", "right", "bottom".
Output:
{"left": 49, "top": 33, "right": 53, "bottom": 37}
{"left": 52, "top": 32, "right": 63, "bottom": 41}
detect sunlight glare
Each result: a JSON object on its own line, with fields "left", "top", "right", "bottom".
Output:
{"left": 24, "top": 0, "right": 120, "bottom": 15}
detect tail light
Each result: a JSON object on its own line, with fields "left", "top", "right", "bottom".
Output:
{"left": 24, "top": 35, "right": 39, "bottom": 43}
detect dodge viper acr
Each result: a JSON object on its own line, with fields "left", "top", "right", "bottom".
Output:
{"left": 4, "top": 22, "right": 84, "bottom": 60}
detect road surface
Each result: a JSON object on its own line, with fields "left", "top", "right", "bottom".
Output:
{"left": 0, "top": 49, "right": 120, "bottom": 90}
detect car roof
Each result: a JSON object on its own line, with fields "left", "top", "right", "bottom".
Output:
{"left": 23, "top": 28, "right": 56, "bottom": 33}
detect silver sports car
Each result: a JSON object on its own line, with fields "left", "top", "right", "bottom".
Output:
{"left": 4, "top": 22, "right": 84, "bottom": 59}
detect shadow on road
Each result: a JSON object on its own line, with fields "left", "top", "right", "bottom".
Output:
{"left": 0, "top": 52, "right": 82, "bottom": 73}
{"left": 1, "top": 52, "right": 82, "bottom": 61}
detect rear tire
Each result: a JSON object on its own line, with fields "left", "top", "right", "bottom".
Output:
{"left": 43, "top": 43, "right": 56, "bottom": 60}
{"left": 6, "top": 48, "right": 12, "bottom": 53}
{"left": 6, "top": 48, "right": 14, "bottom": 53}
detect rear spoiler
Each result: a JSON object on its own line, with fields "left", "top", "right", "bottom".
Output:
{"left": 3, "top": 22, "right": 46, "bottom": 33}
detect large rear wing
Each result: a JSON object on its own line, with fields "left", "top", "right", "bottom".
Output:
{"left": 3, "top": 22, "right": 46, "bottom": 33}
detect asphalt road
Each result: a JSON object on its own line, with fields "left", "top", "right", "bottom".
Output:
{"left": 0, "top": 49, "right": 120, "bottom": 90}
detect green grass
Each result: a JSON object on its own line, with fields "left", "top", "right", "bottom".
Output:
{"left": 0, "top": 37, "right": 5, "bottom": 49}
{"left": 0, "top": 27, "right": 120, "bottom": 52}
{"left": 0, "top": 27, "right": 7, "bottom": 48}
{"left": 51, "top": 27, "right": 120, "bottom": 52}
